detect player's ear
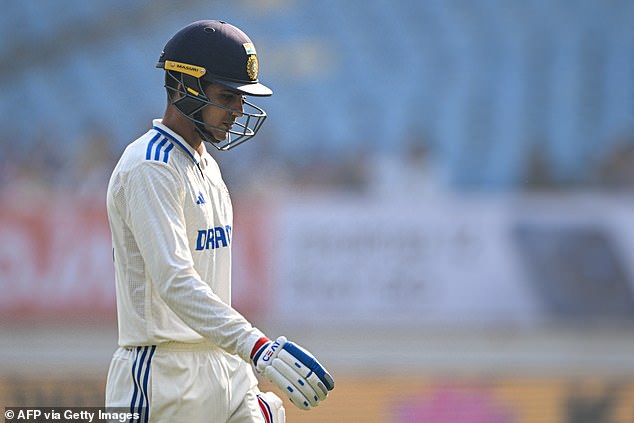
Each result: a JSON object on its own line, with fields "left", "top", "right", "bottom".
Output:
{"left": 165, "top": 70, "right": 186, "bottom": 102}
{"left": 172, "top": 84, "right": 185, "bottom": 101}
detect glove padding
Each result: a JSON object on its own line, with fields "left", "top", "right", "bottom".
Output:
{"left": 252, "top": 336, "right": 335, "bottom": 410}
{"left": 257, "top": 391, "right": 286, "bottom": 423}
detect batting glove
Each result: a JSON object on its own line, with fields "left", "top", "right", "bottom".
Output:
{"left": 257, "top": 391, "right": 286, "bottom": 423}
{"left": 251, "top": 336, "right": 335, "bottom": 410}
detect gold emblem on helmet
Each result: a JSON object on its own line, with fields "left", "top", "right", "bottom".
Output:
{"left": 246, "top": 54, "right": 258, "bottom": 81}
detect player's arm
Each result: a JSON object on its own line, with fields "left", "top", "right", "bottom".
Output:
{"left": 124, "top": 162, "right": 335, "bottom": 409}
{"left": 122, "top": 161, "right": 263, "bottom": 361}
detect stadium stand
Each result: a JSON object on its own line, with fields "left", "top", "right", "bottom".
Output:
{"left": 1, "top": 0, "right": 633, "bottom": 189}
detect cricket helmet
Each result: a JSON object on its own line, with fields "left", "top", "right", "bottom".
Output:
{"left": 156, "top": 20, "right": 272, "bottom": 150}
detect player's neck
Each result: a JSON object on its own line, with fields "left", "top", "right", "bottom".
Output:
{"left": 162, "top": 107, "right": 204, "bottom": 156}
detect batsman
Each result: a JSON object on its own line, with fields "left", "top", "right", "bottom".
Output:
{"left": 105, "top": 20, "right": 334, "bottom": 422}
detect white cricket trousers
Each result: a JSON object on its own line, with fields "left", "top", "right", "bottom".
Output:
{"left": 105, "top": 343, "right": 266, "bottom": 423}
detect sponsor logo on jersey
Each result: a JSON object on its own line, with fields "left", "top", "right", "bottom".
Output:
{"left": 196, "top": 191, "right": 205, "bottom": 205}
{"left": 195, "top": 225, "right": 232, "bottom": 251}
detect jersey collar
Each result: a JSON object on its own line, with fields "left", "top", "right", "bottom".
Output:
{"left": 152, "top": 119, "right": 202, "bottom": 166}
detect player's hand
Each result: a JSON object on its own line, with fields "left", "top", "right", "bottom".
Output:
{"left": 251, "top": 336, "right": 335, "bottom": 410}
{"left": 257, "top": 391, "right": 286, "bottom": 422}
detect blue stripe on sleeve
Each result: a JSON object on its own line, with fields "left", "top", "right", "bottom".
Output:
{"left": 153, "top": 138, "right": 168, "bottom": 161}
{"left": 153, "top": 125, "right": 199, "bottom": 165}
{"left": 145, "top": 133, "right": 161, "bottom": 160}
{"left": 162, "top": 143, "right": 174, "bottom": 163}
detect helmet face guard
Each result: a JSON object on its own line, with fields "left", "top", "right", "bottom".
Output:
{"left": 165, "top": 70, "right": 267, "bottom": 151}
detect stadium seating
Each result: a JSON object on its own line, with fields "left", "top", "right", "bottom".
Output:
{"left": 0, "top": 0, "right": 632, "bottom": 188}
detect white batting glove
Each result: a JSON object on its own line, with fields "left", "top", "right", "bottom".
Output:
{"left": 251, "top": 336, "right": 335, "bottom": 410}
{"left": 257, "top": 391, "right": 286, "bottom": 423}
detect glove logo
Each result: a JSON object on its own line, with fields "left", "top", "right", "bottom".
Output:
{"left": 262, "top": 340, "right": 281, "bottom": 363}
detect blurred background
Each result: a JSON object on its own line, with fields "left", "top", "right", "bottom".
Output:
{"left": 1, "top": 0, "right": 634, "bottom": 421}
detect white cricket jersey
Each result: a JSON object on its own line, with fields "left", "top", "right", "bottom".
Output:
{"left": 106, "top": 119, "right": 264, "bottom": 362}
